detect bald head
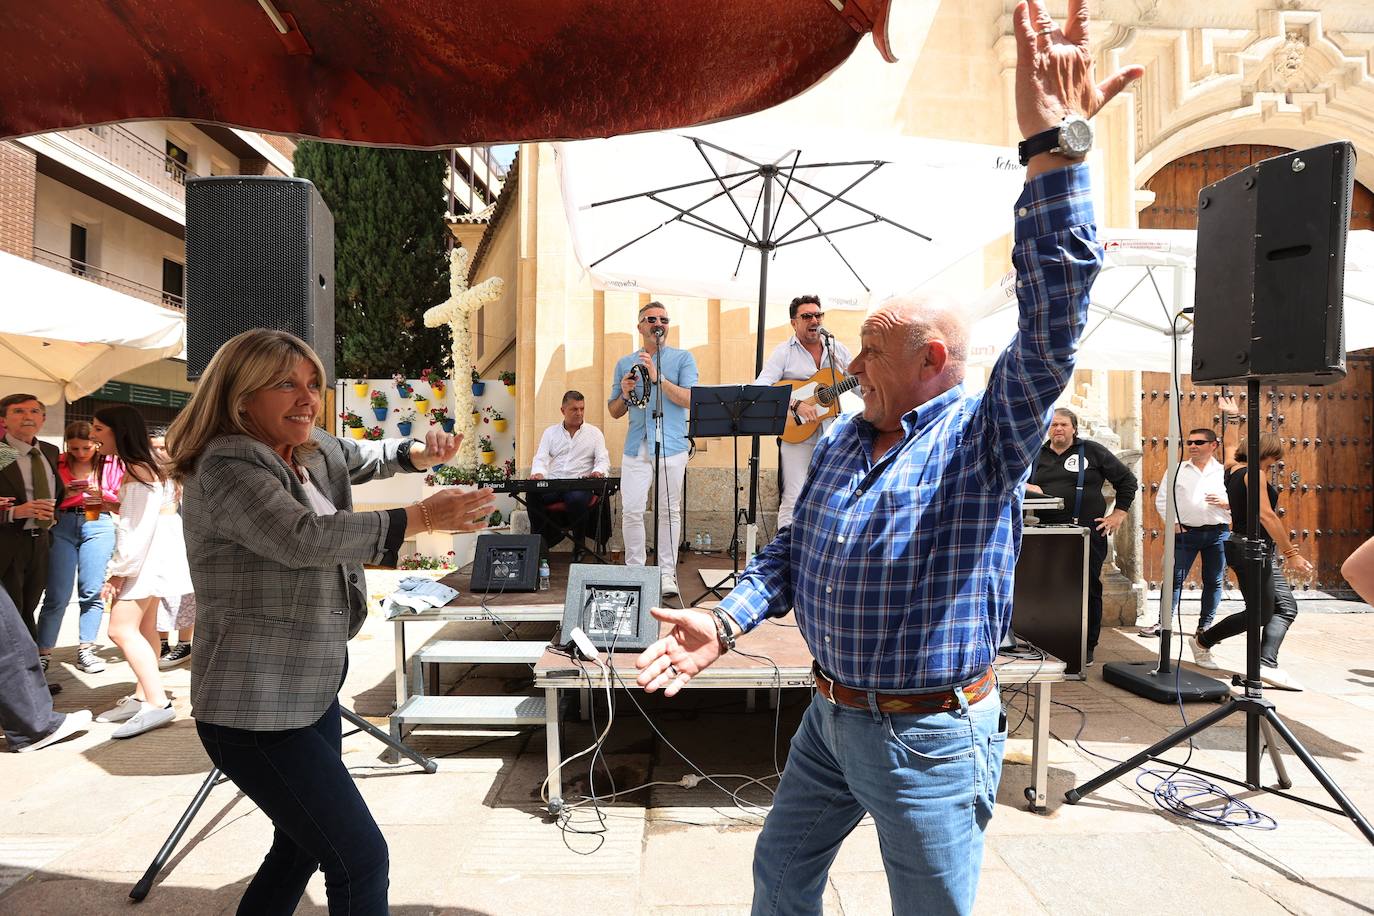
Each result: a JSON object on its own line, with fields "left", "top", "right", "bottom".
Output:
{"left": 848, "top": 294, "right": 969, "bottom": 434}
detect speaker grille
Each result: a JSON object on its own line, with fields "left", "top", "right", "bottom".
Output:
{"left": 185, "top": 177, "right": 334, "bottom": 381}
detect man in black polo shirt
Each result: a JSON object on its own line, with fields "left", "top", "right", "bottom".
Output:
{"left": 1027, "top": 408, "right": 1138, "bottom": 663}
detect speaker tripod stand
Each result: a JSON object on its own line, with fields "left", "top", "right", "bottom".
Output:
{"left": 1066, "top": 378, "right": 1374, "bottom": 845}
{"left": 129, "top": 705, "right": 437, "bottom": 902}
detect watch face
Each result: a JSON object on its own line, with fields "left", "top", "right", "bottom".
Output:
{"left": 1061, "top": 118, "right": 1093, "bottom": 155}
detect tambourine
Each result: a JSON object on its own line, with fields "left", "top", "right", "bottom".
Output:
{"left": 624, "top": 363, "right": 652, "bottom": 407}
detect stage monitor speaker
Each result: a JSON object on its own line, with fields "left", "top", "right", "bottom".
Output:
{"left": 1192, "top": 141, "right": 1355, "bottom": 387}
{"left": 470, "top": 534, "right": 543, "bottom": 593}
{"left": 561, "top": 564, "right": 662, "bottom": 653}
{"left": 184, "top": 176, "right": 335, "bottom": 381}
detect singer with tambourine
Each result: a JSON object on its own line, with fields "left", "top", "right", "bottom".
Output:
{"left": 607, "top": 301, "right": 698, "bottom": 597}
{"left": 754, "top": 295, "right": 852, "bottom": 532}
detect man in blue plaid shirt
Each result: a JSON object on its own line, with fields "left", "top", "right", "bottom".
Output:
{"left": 637, "top": 2, "right": 1142, "bottom": 913}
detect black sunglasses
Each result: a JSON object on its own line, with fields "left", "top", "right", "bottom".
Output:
{"left": 795, "top": 311, "right": 825, "bottom": 321}
{"left": 642, "top": 316, "right": 670, "bottom": 324}
{"left": 1186, "top": 439, "right": 1212, "bottom": 446}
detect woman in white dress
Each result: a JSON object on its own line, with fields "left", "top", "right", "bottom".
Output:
{"left": 92, "top": 405, "right": 191, "bottom": 738}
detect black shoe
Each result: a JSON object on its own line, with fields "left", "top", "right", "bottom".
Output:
{"left": 48, "top": 681, "right": 63, "bottom": 695}
{"left": 1085, "top": 648, "right": 1095, "bottom": 666}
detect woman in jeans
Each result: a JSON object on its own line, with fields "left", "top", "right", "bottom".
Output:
{"left": 35, "top": 421, "right": 123, "bottom": 674}
{"left": 167, "top": 329, "right": 494, "bottom": 915}
{"left": 1191, "top": 432, "right": 1313, "bottom": 689}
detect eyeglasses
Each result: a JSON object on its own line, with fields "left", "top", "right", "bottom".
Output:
{"left": 1186, "top": 439, "right": 1212, "bottom": 446}
{"left": 642, "top": 316, "right": 670, "bottom": 325}
{"left": 795, "top": 311, "right": 825, "bottom": 321}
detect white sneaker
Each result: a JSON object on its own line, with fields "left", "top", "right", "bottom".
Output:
{"left": 1260, "top": 666, "right": 1303, "bottom": 691}
{"left": 76, "top": 644, "right": 106, "bottom": 674}
{"left": 20, "top": 710, "right": 93, "bottom": 753}
{"left": 95, "top": 695, "right": 143, "bottom": 724}
{"left": 1189, "top": 636, "right": 1221, "bottom": 670}
{"left": 112, "top": 702, "right": 176, "bottom": 739}
{"left": 660, "top": 573, "right": 679, "bottom": 599}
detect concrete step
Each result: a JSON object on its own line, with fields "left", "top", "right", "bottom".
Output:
{"left": 415, "top": 639, "right": 548, "bottom": 666}
{"left": 392, "top": 694, "right": 546, "bottom": 727}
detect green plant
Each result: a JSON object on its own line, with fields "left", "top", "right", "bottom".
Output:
{"left": 428, "top": 405, "right": 450, "bottom": 423}
{"left": 369, "top": 389, "right": 388, "bottom": 408}
{"left": 488, "top": 509, "right": 503, "bottom": 527}
{"left": 338, "top": 408, "right": 363, "bottom": 428}
{"left": 420, "top": 367, "right": 444, "bottom": 386}
{"left": 423, "top": 462, "right": 510, "bottom": 487}
{"left": 498, "top": 370, "right": 516, "bottom": 386}
{"left": 394, "top": 407, "right": 418, "bottom": 424}
{"left": 398, "top": 550, "right": 458, "bottom": 571}
{"left": 362, "top": 425, "right": 384, "bottom": 440}
{"left": 486, "top": 406, "right": 505, "bottom": 421}
{"left": 478, "top": 435, "right": 494, "bottom": 453}
{"left": 471, "top": 367, "right": 481, "bottom": 383}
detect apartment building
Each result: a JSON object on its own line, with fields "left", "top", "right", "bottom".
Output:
{"left": 2, "top": 122, "right": 295, "bottom": 434}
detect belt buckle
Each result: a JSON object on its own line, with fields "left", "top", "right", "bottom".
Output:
{"left": 815, "top": 666, "right": 839, "bottom": 705}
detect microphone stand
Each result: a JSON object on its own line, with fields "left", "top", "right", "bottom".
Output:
{"left": 650, "top": 329, "right": 666, "bottom": 573}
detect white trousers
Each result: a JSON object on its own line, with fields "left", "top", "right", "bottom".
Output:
{"left": 777, "top": 437, "right": 819, "bottom": 532}
{"left": 621, "top": 447, "right": 689, "bottom": 576}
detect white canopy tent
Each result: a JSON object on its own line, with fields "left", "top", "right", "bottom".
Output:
{"left": 557, "top": 121, "right": 1028, "bottom": 311}
{"left": 967, "top": 228, "right": 1374, "bottom": 369}
{"left": 0, "top": 250, "right": 186, "bottom": 405}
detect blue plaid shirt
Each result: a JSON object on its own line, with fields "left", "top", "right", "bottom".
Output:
{"left": 718, "top": 165, "right": 1100, "bottom": 691}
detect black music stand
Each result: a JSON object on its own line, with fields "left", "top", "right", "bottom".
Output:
{"left": 687, "top": 384, "right": 790, "bottom": 603}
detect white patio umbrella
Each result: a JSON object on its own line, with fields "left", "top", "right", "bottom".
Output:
{"left": 557, "top": 121, "right": 1027, "bottom": 312}
{"left": 968, "top": 228, "right": 1374, "bottom": 369}
{"left": 0, "top": 250, "right": 186, "bottom": 404}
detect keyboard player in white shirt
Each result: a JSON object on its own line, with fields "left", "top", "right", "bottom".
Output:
{"left": 1152, "top": 426, "right": 1230, "bottom": 639}
{"left": 528, "top": 390, "right": 611, "bottom": 557}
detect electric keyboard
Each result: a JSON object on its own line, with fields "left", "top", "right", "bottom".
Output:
{"left": 490, "top": 477, "right": 621, "bottom": 495}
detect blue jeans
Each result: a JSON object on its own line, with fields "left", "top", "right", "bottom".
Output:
{"left": 752, "top": 687, "right": 1006, "bottom": 916}
{"left": 196, "top": 697, "right": 389, "bottom": 915}
{"left": 1170, "top": 526, "right": 1228, "bottom": 630}
{"left": 36, "top": 511, "right": 115, "bottom": 648}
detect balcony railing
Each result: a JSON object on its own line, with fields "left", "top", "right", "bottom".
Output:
{"left": 32, "top": 247, "right": 185, "bottom": 311}
{"left": 64, "top": 125, "right": 199, "bottom": 201}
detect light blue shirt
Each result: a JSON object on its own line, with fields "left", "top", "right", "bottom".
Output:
{"left": 609, "top": 345, "right": 699, "bottom": 458}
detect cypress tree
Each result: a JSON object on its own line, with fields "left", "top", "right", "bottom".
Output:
{"left": 293, "top": 142, "right": 451, "bottom": 378}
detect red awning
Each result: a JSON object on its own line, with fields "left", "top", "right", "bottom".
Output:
{"left": 3, "top": 1, "right": 893, "bottom": 148}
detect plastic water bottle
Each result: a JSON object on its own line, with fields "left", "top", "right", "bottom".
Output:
{"left": 703, "top": 532, "right": 713, "bottom": 551}
{"left": 538, "top": 558, "right": 551, "bottom": 591}
{"left": 694, "top": 532, "right": 704, "bottom": 552}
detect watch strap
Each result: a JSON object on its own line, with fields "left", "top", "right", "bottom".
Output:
{"left": 1017, "top": 126, "right": 1061, "bottom": 166}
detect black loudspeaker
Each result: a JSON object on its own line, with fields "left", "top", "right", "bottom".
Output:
{"left": 469, "top": 534, "right": 543, "bottom": 592}
{"left": 184, "top": 176, "right": 335, "bottom": 381}
{"left": 1192, "top": 141, "right": 1355, "bottom": 386}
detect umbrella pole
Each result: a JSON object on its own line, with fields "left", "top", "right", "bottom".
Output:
{"left": 743, "top": 168, "right": 775, "bottom": 563}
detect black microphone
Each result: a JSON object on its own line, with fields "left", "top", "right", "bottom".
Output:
{"left": 818, "top": 327, "right": 835, "bottom": 340}
{"left": 653, "top": 325, "right": 666, "bottom": 339}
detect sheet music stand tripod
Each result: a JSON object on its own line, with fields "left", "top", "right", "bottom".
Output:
{"left": 128, "top": 705, "right": 436, "bottom": 902}
{"left": 686, "top": 384, "right": 789, "bottom": 604}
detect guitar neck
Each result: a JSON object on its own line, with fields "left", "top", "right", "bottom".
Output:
{"left": 818, "top": 374, "right": 859, "bottom": 405}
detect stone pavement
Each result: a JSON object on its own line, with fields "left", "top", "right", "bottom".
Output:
{"left": 3, "top": 597, "right": 1372, "bottom": 915}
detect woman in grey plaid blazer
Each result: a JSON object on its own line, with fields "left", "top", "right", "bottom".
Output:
{"left": 168, "top": 329, "right": 493, "bottom": 916}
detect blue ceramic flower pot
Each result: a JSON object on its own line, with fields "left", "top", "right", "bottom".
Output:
{"left": 440, "top": 418, "right": 455, "bottom": 433}
{"left": 397, "top": 422, "right": 412, "bottom": 436}
{"left": 471, "top": 381, "right": 486, "bottom": 396}
{"left": 372, "top": 407, "right": 388, "bottom": 421}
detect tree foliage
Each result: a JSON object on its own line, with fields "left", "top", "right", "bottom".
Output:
{"left": 293, "top": 142, "right": 451, "bottom": 377}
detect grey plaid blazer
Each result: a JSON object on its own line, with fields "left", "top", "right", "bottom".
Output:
{"left": 183, "top": 429, "right": 413, "bottom": 730}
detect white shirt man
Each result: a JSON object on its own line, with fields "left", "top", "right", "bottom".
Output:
{"left": 753, "top": 295, "right": 852, "bottom": 531}
{"left": 529, "top": 391, "right": 611, "bottom": 556}
{"left": 1152, "top": 428, "right": 1230, "bottom": 634}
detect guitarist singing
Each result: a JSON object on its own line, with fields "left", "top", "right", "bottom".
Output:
{"left": 754, "top": 295, "right": 852, "bottom": 532}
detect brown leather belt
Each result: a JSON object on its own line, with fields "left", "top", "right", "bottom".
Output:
{"left": 813, "top": 664, "right": 995, "bottom": 714}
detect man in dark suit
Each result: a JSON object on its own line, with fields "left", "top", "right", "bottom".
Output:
{"left": 0, "top": 393, "right": 63, "bottom": 638}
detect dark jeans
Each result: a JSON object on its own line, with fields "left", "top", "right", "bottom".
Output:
{"left": 1086, "top": 530, "right": 1107, "bottom": 650}
{"left": 0, "top": 530, "right": 50, "bottom": 638}
{"left": 529, "top": 490, "right": 605, "bottom": 552}
{"left": 196, "top": 697, "right": 389, "bottom": 915}
{"left": 1170, "top": 526, "right": 1228, "bottom": 630}
{"left": 0, "top": 584, "right": 64, "bottom": 750}
{"left": 1203, "top": 539, "right": 1298, "bottom": 666}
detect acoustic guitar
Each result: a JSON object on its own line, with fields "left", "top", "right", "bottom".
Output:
{"left": 774, "top": 368, "right": 860, "bottom": 444}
